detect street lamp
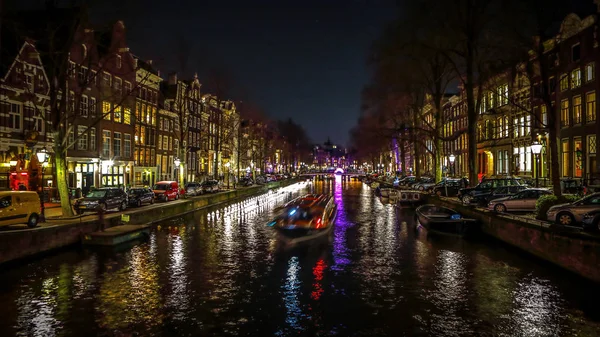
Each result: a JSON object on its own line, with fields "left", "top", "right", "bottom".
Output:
{"left": 225, "top": 162, "right": 231, "bottom": 189}
{"left": 531, "top": 141, "right": 543, "bottom": 187}
{"left": 174, "top": 158, "right": 181, "bottom": 185}
{"left": 36, "top": 149, "right": 49, "bottom": 222}
{"left": 449, "top": 154, "right": 456, "bottom": 177}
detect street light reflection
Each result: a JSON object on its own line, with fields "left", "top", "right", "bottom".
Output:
{"left": 282, "top": 256, "right": 304, "bottom": 332}
{"left": 512, "top": 277, "right": 563, "bottom": 336}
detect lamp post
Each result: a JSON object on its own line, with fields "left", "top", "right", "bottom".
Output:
{"left": 225, "top": 162, "right": 231, "bottom": 189}
{"left": 36, "top": 149, "right": 48, "bottom": 222}
{"left": 449, "top": 154, "right": 456, "bottom": 177}
{"left": 174, "top": 158, "right": 181, "bottom": 186}
{"left": 531, "top": 141, "right": 543, "bottom": 187}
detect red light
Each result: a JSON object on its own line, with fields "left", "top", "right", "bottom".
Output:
{"left": 10, "top": 173, "right": 16, "bottom": 176}
{"left": 311, "top": 259, "right": 326, "bottom": 301}
{"left": 315, "top": 218, "right": 322, "bottom": 228}
{"left": 20, "top": 172, "right": 28, "bottom": 175}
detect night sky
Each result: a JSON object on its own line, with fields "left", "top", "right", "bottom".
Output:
{"left": 19, "top": 0, "right": 399, "bottom": 146}
{"left": 120, "top": 0, "right": 399, "bottom": 146}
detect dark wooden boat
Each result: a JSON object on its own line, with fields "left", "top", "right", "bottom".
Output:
{"left": 268, "top": 194, "right": 337, "bottom": 245}
{"left": 415, "top": 204, "right": 477, "bottom": 236}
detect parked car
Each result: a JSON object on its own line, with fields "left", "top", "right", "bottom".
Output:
{"left": 153, "top": 181, "right": 180, "bottom": 201}
{"left": 127, "top": 187, "right": 155, "bottom": 207}
{"left": 581, "top": 209, "right": 600, "bottom": 231}
{"left": 0, "top": 191, "right": 41, "bottom": 228}
{"left": 431, "top": 179, "right": 463, "bottom": 197}
{"left": 412, "top": 177, "right": 434, "bottom": 191}
{"left": 398, "top": 176, "right": 416, "bottom": 187}
{"left": 184, "top": 182, "right": 203, "bottom": 197}
{"left": 458, "top": 177, "right": 525, "bottom": 205}
{"left": 561, "top": 178, "right": 584, "bottom": 196}
{"left": 547, "top": 192, "right": 600, "bottom": 226}
{"left": 201, "top": 180, "right": 220, "bottom": 193}
{"left": 239, "top": 177, "right": 254, "bottom": 187}
{"left": 75, "top": 188, "right": 128, "bottom": 214}
{"left": 488, "top": 188, "right": 552, "bottom": 213}
{"left": 473, "top": 185, "right": 528, "bottom": 206}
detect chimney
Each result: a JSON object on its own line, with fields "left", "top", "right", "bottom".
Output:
{"left": 168, "top": 72, "right": 177, "bottom": 85}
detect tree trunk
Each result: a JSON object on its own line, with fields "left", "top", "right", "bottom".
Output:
{"left": 548, "top": 105, "right": 561, "bottom": 196}
{"left": 435, "top": 137, "right": 443, "bottom": 183}
{"left": 413, "top": 136, "right": 420, "bottom": 179}
{"left": 179, "top": 147, "right": 186, "bottom": 185}
{"left": 465, "top": 76, "right": 479, "bottom": 185}
{"left": 54, "top": 144, "right": 73, "bottom": 217}
{"left": 400, "top": 143, "right": 406, "bottom": 175}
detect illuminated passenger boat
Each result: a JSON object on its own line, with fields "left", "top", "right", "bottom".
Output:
{"left": 268, "top": 194, "right": 337, "bottom": 244}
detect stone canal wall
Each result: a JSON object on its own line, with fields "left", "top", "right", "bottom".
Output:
{"left": 0, "top": 180, "right": 296, "bottom": 266}
{"left": 428, "top": 196, "right": 600, "bottom": 283}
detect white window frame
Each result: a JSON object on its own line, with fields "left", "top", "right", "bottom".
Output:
{"left": 78, "top": 125, "right": 88, "bottom": 150}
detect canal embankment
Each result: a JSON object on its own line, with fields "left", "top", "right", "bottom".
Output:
{"left": 0, "top": 180, "right": 299, "bottom": 266}
{"left": 427, "top": 195, "right": 600, "bottom": 283}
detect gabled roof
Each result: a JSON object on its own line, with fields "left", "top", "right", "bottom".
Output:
{"left": 136, "top": 58, "right": 159, "bottom": 75}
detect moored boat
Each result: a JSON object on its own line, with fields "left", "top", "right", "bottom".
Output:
{"left": 380, "top": 188, "right": 400, "bottom": 198}
{"left": 415, "top": 204, "right": 478, "bottom": 236}
{"left": 396, "top": 190, "right": 426, "bottom": 207}
{"left": 268, "top": 194, "right": 337, "bottom": 245}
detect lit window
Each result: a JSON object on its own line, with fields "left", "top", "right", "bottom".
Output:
{"left": 573, "top": 95, "right": 582, "bottom": 124}
{"left": 114, "top": 106, "right": 122, "bottom": 123}
{"left": 559, "top": 74, "right": 569, "bottom": 91}
{"left": 103, "top": 101, "right": 111, "bottom": 120}
{"left": 571, "top": 69, "right": 581, "bottom": 88}
{"left": 586, "top": 63, "right": 595, "bottom": 82}
{"left": 124, "top": 107, "right": 131, "bottom": 125}
{"left": 561, "top": 99, "right": 570, "bottom": 127}
{"left": 102, "top": 130, "right": 111, "bottom": 157}
{"left": 587, "top": 91, "right": 596, "bottom": 123}
{"left": 562, "top": 139, "right": 570, "bottom": 177}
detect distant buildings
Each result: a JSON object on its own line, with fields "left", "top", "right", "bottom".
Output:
{"left": 312, "top": 138, "right": 348, "bottom": 169}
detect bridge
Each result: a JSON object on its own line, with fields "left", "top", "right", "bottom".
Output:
{"left": 299, "top": 168, "right": 366, "bottom": 178}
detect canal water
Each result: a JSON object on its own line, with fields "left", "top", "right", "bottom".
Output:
{"left": 1, "top": 177, "right": 599, "bottom": 337}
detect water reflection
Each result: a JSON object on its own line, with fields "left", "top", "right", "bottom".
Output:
{"left": 282, "top": 256, "right": 304, "bottom": 332}
{"left": 511, "top": 277, "right": 564, "bottom": 337}
{"left": 429, "top": 250, "right": 471, "bottom": 335}
{"left": 332, "top": 175, "right": 351, "bottom": 271}
{"left": 16, "top": 275, "right": 60, "bottom": 337}
{"left": 1, "top": 180, "right": 600, "bottom": 336}
{"left": 311, "top": 258, "right": 326, "bottom": 301}
{"left": 166, "top": 228, "right": 190, "bottom": 321}
{"left": 96, "top": 244, "right": 163, "bottom": 333}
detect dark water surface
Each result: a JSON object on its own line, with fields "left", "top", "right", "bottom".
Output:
{"left": 1, "top": 177, "right": 599, "bottom": 337}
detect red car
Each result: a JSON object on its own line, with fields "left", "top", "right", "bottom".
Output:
{"left": 152, "top": 181, "right": 180, "bottom": 201}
